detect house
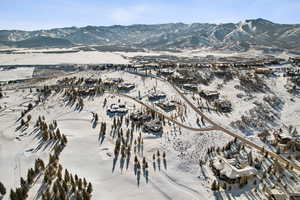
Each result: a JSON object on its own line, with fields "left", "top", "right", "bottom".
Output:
{"left": 158, "top": 69, "right": 174, "bottom": 76}
{"left": 258, "top": 129, "right": 271, "bottom": 141}
{"left": 117, "top": 83, "right": 135, "bottom": 91}
{"left": 169, "top": 74, "right": 195, "bottom": 84}
{"left": 156, "top": 100, "right": 176, "bottom": 112}
{"left": 214, "top": 70, "right": 232, "bottom": 77}
{"left": 277, "top": 133, "right": 293, "bottom": 144}
{"left": 199, "top": 90, "right": 220, "bottom": 101}
{"left": 130, "top": 112, "right": 151, "bottom": 121}
{"left": 214, "top": 99, "right": 232, "bottom": 112}
{"left": 182, "top": 84, "right": 198, "bottom": 92}
{"left": 290, "top": 77, "right": 300, "bottom": 86}
{"left": 107, "top": 104, "right": 128, "bottom": 114}
{"left": 272, "top": 130, "right": 300, "bottom": 153}
{"left": 253, "top": 68, "right": 272, "bottom": 74}
{"left": 85, "top": 78, "right": 98, "bottom": 85}
{"left": 212, "top": 156, "right": 257, "bottom": 184}
{"left": 143, "top": 119, "right": 162, "bottom": 133}
{"left": 148, "top": 91, "right": 166, "bottom": 101}
{"left": 290, "top": 185, "right": 300, "bottom": 200}
{"left": 266, "top": 187, "right": 289, "bottom": 200}
{"left": 77, "top": 88, "right": 96, "bottom": 96}
{"left": 103, "top": 78, "right": 123, "bottom": 86}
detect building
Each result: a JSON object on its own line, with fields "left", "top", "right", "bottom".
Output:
{"left": 169, "top": 74, "right": 195, "bottom": 84}
{"left": 290, "top": 185, "right": 300, "bottom": 200}
{"left": 117, "top": 83, "right": 135, "bottom": 91}
{"left": 85, "top": 78, "right": 98, "bottom": 85}
{"left": 130, "top": 112, "right": 151, "bottom": 122}
{"left": 156, "top": 100, "right": 176, "bottom": 112}
{"left": 214, "top": 99, "right": 232, "bottom": 112}
{"left": 199, "top": 90, "right": 220, "bottom": 101}
{"left": 143, "top": 119, "right": 162, "bottom": 133}
{"left": 266, "top": 187, "right": 289, "bottom": 200}
{"left": 103, "top": 78, "right": 123, "bottom": 86}
{"left": 158, "top": 69, "right": 174, "bottom": 76}
{"left": 182, "top": 84, "right": 198, "bottom": 92}
{"left": 148, "top": 91, "right": 166, "bottom": 101}
{"left": 77, "top": 88, "right": 96, "bottom": 96}
{"left": 253, "top": 68, "right": 272, "bottom": 74}
{"left": 107, "top": 104, "right": 128, "bottom": 114}
{"left": 212, "top": 156, "right": 257, "bottom": 184}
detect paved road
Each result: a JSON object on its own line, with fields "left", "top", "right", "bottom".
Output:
{"left": 169, "top": 81, "right": 300, "bottom": 171}
{"left": 3, "top": 75, "right": 300, "bottom": 171}
{"left": 117, "top": 93, "right": 216, "bottom": 132}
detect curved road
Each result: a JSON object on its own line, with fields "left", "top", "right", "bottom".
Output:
{"left": 168, "top": 81, "right": 300, "bottom": 171}
{"left": 3, "top": 76, "right": 300, "bottom": 171}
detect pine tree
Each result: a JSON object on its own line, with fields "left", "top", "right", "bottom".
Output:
{"left": 21, "top": 119, "right": 25, "bottom": 127}
{"left": 64, "top": 169, "right": 70, "bottom": 183}
{"left": 83, "top": 178, "right": 87, "bottom": 188}
{"left": 20, "top": 177, "right": 27, "bottom": 188}
{"left": 211, "top": 180, "right": 218, "bottom": 191}
{"left": 10, "top": 189, "right": 16, "bottom": 200}
{"left": 62, "top": 181, "right": 68, "bottom": 194}
{"left": 78, "top": 178, "right": 83, "bottom": 190}
{"left": 27, "top": 114, "right": 32, "bottom": 122}
{"left": 28, "top": 103, "right": 33, "bottom": 110}
{"left": 53, "top": 182, "right": 58, "bottom": 195}
{"left": 75, "top": 174, "right": 79, "bottom": 182}
{"left": 0, "top": 181, "right": 6, "bottom": 195}
{"left": 87, "top": 182, "right": 93, "bottom": 194}
{"left": 82, "top": 189, "right": 91, "bottom": 200}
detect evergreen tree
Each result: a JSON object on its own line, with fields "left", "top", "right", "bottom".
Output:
{"left": 10, "top": 189, "right": 16, "bottom": 200}
{"left": 78, "top": 178, "right": 83, "bottom": 190}
{"left": 0, "top": 181, "right": 6, "bottom": 195}
{"left": 83, "top": 178, "right": 87, "bottom": 188}
{"left": 20, "top": 177, "right": 27, "bottom": 188}
{"left": 21, "top": 119, "right": 25, "bottom": 127}
{"left": 64, "top": 169, "right": 70, "bottom": 183}
{"left": 211, "top": 180, "right": 218, "bottom": 191}
{"left": 27, "top": 114, "right": 32, "bottom": 122}
{"left": 87, "top": 182, "right": 93, "bottom": 194}
{"left": 28, "top": 103, "right": 33, "bottom": 110}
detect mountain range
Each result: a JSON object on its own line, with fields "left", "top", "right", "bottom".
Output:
{"left": 0, "top": 18, "right": 300, "bottom": 52}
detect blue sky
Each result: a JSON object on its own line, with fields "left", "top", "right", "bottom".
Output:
{"left": 0, "top": 0, "right": 299, "bottom": 30}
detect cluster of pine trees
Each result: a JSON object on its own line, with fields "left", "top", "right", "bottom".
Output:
{"left": 152, "top": 150, "right": 167, "bottom": 171}
{"left": 36, "top": 85, "right": 52, "bottom": 98}
{"left": 10, "top": 159, "right": 45, "bottom": 200}
{"left": 57, "top": 77, "right": 78, "bottom": 86}
{"left": 19, "top": 113, "right": 32, "bottom": 130}
{"left": 133, "top": 155, "right": 149, "bottom": 185}
{"left": 113, "top": 128, "right": 133, "bottom": 159}
{"left": 35, "top": 116, "right": 68, "bottom": 149}
{"left": 42, "top": 154, "right": 93, "bottom": 200}
{"left": 63, "top": 88, "right": 84, "bottom": 109}
{"left": 19, "top": 103, "right": 33, "bottom": 121}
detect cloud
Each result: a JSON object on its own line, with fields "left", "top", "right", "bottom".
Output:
{"left": 110, "top": 5, "right": 147, "bottom": 24}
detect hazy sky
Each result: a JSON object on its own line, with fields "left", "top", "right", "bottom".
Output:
{"left": 0, "top": 0, "right": 299, "bottom": 30}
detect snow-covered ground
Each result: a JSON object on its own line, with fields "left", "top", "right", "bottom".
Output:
{"left": 0, "top": 67, "right": 34, "bottom": 81}
{"left": 0, "top": 51, "right": 129, "bottom": 65}
{"left": 0, "top": 47, "right": 298, "bottom": 65}
{"left": 0, "top": 64, "right": 300, "bottom": 200}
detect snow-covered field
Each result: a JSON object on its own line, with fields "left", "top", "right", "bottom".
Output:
{"left": 0, "top": 51, "right": 129, "bottom": 65}
{"left": 0, "top": 62, "right": 300, "bottom": 200}
{"left": 0, "top": 47, "right": 297, "bottom": 65}
{"left": 0, "top": 67, "right": 34, "bottom": 81}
